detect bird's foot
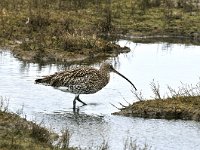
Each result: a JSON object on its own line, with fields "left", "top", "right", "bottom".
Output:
{"left": 77, "top": 96, "right": 87, "bottom": 106}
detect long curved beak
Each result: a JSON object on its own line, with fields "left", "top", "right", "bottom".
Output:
{"left": 112, "top": 69, "right": 137, "bottom": 91}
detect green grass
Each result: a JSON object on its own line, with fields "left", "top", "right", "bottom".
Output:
{"left": 0, "top": 0, "right": 200, "bottom": 63}
{"left": 0, "top": 111, "right": 53, "bottom": 150}
{"left": 0, "top": 110, "right": 78, "bottom": 150}
{"left": 0, "top": 96, "right": 75, "bottom": 150}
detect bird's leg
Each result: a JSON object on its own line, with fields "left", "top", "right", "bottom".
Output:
{"left": 76, "top": 95, "right": 87, "bottom": 106}
{"left": 73, "top": 96, "right": 77, "bottom": 111}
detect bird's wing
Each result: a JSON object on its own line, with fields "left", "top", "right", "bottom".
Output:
{"left": 50, "top": 67, "right": 101, "bottom": 87}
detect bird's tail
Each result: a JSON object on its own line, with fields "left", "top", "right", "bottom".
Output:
{"left": 35, "top": 76, "right": 52, "bottom": 85}
{"left": 35, "top": 78, "right": 43, "bottom": 84}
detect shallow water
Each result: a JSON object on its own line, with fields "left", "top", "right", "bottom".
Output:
{"left": 1, "top": 40, "right": 200, "bottom": 149}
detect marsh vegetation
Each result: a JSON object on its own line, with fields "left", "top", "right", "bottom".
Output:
{"left": 114, "top": 81, "right": 200, "bottom": 121}
{"left": 0, "top": 0, "right": 200, "bottom": 63}
{"left": 1, "top": 0, "right": 200, "bottom": 149}
{"left": 0, "top": 96, "right": 79, "bottom": 150}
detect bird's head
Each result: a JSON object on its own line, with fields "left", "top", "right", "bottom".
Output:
{"left": 100, "top": 62, "right": 115, "bottom": 72}
{"left": 100, "top": 62, "right": 137, "bottom": 91}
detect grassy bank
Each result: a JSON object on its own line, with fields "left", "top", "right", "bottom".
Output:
{"left": 113, "top": 82, "right": 200, "bottom": 121}
{"left": 113, "top": 96, "right": 200, "bottom": 121}
{"left": 0, "top": 111, "right": 58, "bottom": 150}
{"left": 0, "top": 0, "right": 200, "bottom": 63}
{"left": 0, "top": 97, "right": 75, "bottom": 150}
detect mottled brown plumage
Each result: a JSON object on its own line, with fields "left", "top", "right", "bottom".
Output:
{"left": 35, "top": 62, "right": 137, "bottom": 110}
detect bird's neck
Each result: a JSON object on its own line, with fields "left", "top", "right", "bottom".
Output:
{"left": 99, "top": 68, "right": 110, "bottom": 85}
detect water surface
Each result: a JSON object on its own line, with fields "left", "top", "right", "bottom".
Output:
{"left": 0, "top": 40, "right": 200, "bottom": 149}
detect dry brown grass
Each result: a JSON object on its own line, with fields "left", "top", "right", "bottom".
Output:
{"left": 0, "top": 97, "right": 76, "bottom": 150}
{"left": 113, "top": 81, "right": 200, "bottom": 121}
{"left": 1, "top": 0, "right": 200, "bottom": 63}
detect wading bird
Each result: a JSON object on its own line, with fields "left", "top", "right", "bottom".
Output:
{"left": 35, "top": 63, "right": 137, "bottom": 110}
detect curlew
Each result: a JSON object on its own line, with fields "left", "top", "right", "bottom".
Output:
{"left": 35, "top": 63, "right": 137, "bottom": 110}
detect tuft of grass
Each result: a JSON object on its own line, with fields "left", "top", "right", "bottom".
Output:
{"left": 123, "top": 137, "right": 150, "bottom": 150}
{"left": 56, "top": 129, "right": 72, "bottom": 149}
{"left": 97, "top": 140, "right": 109, "bottom": 150}
{"left": 113, "top": 81, "right": 200, "bottom": 121}
{"left": 0, "top": 96, "right": 9, "bottom": 112}
{"left": 150, "top": 80, "right": 161, "bottom": 100}
{"left": 30, "top": 122, "right": 53, "bottom": 144}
